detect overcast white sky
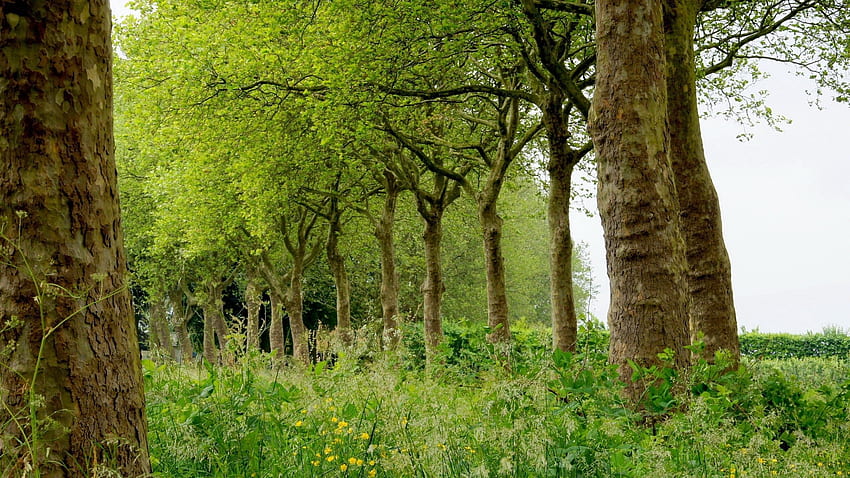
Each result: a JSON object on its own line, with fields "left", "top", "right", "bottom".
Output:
{"left": 110, "top": 2, "right": 849, "bottom": 334}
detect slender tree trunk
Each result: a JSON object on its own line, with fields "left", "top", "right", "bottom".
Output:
{"left": 269, "top": 289, "right": 285, "bottom": 359}
{"left": 479, "top": 199, "right": 511, "bottom": 344}
{"left": 421, "top": 214, "right": 445, "bottom": 361}
{"left": 169, "top": 288, "right": 194, "bottom": 362}
{"left": 0, "top": 1, "right": 150, "bottom": 474}
{"left": 664, "top": 0, "right": 739, "bottom": 362}
{"left": 543, "top": 98, "right": 580, "bottom": 352}
{"left": 376, "top": 171, "right": 401, "bottom": 349}
{"left": 286, "top": 258, "right": 311, "bottom": 364}
{"left": 327, "top": 197, "right": 353, "bottom": 346}
{"left": 201, "top": 303, "right": 218, "bottom": 365}
{"left": 245, "top": 268, "right": 262, "bottom": 352}
{"left": 589, "top": 0, "right": 691, "bottom": 400}
{"left": 148, "top": 297, "right": 172, "bottom": 356}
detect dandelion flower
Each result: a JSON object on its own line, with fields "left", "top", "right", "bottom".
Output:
{"left": 340, "top": 464, "right": 348, "bottom": 472}
{"left": 368, "top": 469, "right": 377, "bottom": 477}
{"left": 359, "top": 432, "right": 370, "bottom": 440}
{"left": 294, "top": 420, "right": 304, "bottom": 427}
{"left": 348, "top": 457, "right": 358, "bottom": 465}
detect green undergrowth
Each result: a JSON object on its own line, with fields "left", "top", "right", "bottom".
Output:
{"left": 143, "top": 328, "right": 850, "bottom": 477}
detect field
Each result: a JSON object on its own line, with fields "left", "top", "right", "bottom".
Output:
{"left": 143, "top": 325, "right": 850, "bottom": 477}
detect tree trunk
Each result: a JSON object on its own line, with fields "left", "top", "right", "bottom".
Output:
{"left": 201, "top": 303, "right": 218, "bottom": 365}
{"left": 421, "top": 214, "right": 445, "bottom": 361}
{"left": 479, "top": 199, "right": 511, "bottom": 344}
{"left": 327, "top": 197, "right": 353, "bottom": 346}
{"left": 376, "top": 170, "right": 401, "bottom": 349}
{"left": 589, "top": 0, "right": 691, "bottom": 400}
{"left": 169, "top": 288, "right": 194, "bottom": 362}
{"left": 148, "top": 297, "right": 172, "bottom": 357}
{"left": 269, "top": 289, "right": 286, "bottom": 359}
{"left": 543, "top": 96, "right": 581, "bottom": 353}
{"left": 286, "top": 258, "right": 311, "bottom": 364}
{"left": 0, "top": 1, "right": 151, "bottom": 474}
{"left": 664, "top": 0, "right": 739, "bottom": 362}
{"left": 244, "top": 267, "right": 262, "bottom": 353}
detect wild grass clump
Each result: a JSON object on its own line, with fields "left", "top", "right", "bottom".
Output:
{"left": 143, "top": 324, "right": 850, "bottom": 477}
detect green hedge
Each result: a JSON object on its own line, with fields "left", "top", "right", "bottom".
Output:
{"left": 740, "top": 332, "right": 850, "bottom": 359}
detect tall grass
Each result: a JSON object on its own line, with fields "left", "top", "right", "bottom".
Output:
{"left": 143, "top": 326, "right": 850, "bottom": 477}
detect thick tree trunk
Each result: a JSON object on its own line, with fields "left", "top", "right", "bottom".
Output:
{"left": 376, "top": 171, "right": 401, "bottom": 349}
{"left": 421, "top": 215, "right": 445, "bottom": 361}
{"left": 0, "top": 1, "right": 151, "bottom": 474}
{"left": 479, "top": 200, "right": 511, "bottom": 345}
{"left": 543, "top": 98, "right": 580, "bottom": 353}
{"left": 244, "top": 267, "right": 262, "bottom": 353}
{"left": 589, "top": 0, "right": 691, "bottom": 400}
{"left": 327, "top": 198, "right": 353, "bottom": 346}
{"left": 664, "top": 0, "right": 739, "bottom": 362}
{"left": 269, "top": 289, "right": 286, "bottom": 358}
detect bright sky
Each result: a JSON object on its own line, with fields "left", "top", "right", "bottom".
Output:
{"left": 110, "top": 2, "right": 849, "bottom": 334}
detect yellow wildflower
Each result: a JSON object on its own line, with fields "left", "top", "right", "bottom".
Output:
{"left": 340, "top": 464, "right": 348, "bottom": 472}
{"left": 324, "top": 447, "right": 333, "bottom": 455}
{"left": 311, "top": 460, "right": 320, "bottom": 466}
{"left": 368, "top": 470, "right": 377, "bottom": 478}
{"left": 331, "top": 417, "right": 339, "bottom": 423}
{"left": 359, "top": 432, "right": 370, "bottom": 440}
{"left": 348, "top": 457, "right": 358, "bottom": 465}
{"left": 337, "top": 421, "right": 349, "bottom": 428}
{"left": 294, "top": 420, "right": 304, "bottom": 427}
{"left": 327, "top": 455, "right": 337, "bottom": 462}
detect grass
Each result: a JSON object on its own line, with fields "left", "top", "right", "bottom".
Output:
{"left": 142, "top": 327, "right": 850, "bottom": 478}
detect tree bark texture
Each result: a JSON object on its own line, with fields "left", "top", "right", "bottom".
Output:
{"left": 326, "top": 197, "right": 352, "bottom": 346}
{"left": 589, "top": 0, "right": 691, "bottom": 399}
{"left": 421, "top": 213, "right": 445, "bottom": 362}
{"left": 479, "top": 199, "right": 511, "bottom": 345}
{"left": 376, "top": 170, "right": 401, "bottom": 349}
{"left": 0, "top": 1, "right": 151, "bottom": 475}
{"left": 663, "top": 0, "right": 739, "bottom": 362}
{"left": 543, "top": 95, "right": 580, "bottom": 353}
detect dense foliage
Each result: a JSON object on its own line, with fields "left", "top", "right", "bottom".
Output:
{"left": 740, "top": 330, "right": 850, "bottom": 360}
{"left": 142, "top": 329, "right": 850, "bottom": 477}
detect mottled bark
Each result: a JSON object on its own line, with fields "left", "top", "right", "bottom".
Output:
{"left": 479, "top": 199, "right": 510, "bottom": 345}
{"left": 326, "top": 196, "right": 353, "bottom": 346}
{"left": 0, "top": 1, "right": 150, "bottom": 475}
{"left": 420, "top": 214, "right": 445, "bottom": 360}
{"left": 376, "top": 170, "right": 401, "bottom": 349}
{"left": 589, "top": 0, "right": 690, "bottom": 400}
{"left": 664, "top": 0, "right": 739, "bottom": 362}
{"left": 543, "top": 95, "right": 581, "bottom": 353}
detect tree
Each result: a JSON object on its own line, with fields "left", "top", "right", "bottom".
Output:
{"left": 589, "top": 0, "right": 691, "bottom": 400}
{"left": 665, "top": 0, "right": 739, "bottom": 361}
{"left": 0, "top": 1, "right": 150, "bottom": 475}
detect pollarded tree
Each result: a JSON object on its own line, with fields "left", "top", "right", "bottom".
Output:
{"left": 0, "top": 1, "right": 150, "bottom": 475}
